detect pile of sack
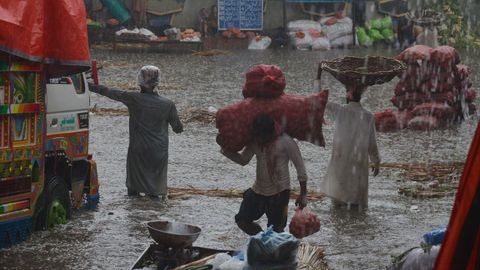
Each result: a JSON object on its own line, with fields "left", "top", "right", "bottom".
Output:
{"left": 115, "top": 27, "right": 158, "bottom": 41}
{"left": 287, "top": 13, "right": 354, "bottom": 51}
{"left": 216, "top": 65, "right": 328, "bottom": 151}
{"left": 375, "top": 45, "right": 477, "bottom": 132}
{"left": 356, "top": 17, "right": 395, "bottom": 47}
{"left": 222, "top": 28, "right": 256, "bottom": 40}
{"left": 287, "top": 20, "right": 329, "bottom": 51}
{"left": 320, "top": 14, "right": 354, "bottom": 48}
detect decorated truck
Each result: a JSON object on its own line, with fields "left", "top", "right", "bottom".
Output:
{"left": 0, "top": 0, "right": 99, "bottom": 248}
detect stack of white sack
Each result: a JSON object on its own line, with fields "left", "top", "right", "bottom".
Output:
{"left": 115, "top": 27, "right": 158, "bottom": 41}
{"left": 320, "top": 16, "right": 354, "bottom": 48}
{"left": 287, "top": 20, "right": 330, "bottom": 51}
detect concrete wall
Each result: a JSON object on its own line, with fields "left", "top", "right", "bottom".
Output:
{"left": 91, "top": 0, "right": 360, "bottom": 30}
{"left": 92, "top": 0, "right": 480, "bottom": 32}
{"left": 145, "top": 0, "right": 312, "bottom": 30}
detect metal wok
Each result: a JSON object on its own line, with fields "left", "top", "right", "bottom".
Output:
{"left": 147, "top": 221, "right": 201, "bottom": 249}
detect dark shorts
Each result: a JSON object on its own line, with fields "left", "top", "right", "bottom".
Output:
{"left": 235, "top": 188, "right": 290, "bottom": 232}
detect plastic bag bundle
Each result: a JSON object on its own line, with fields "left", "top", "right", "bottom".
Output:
{"left": 374, "top": 110, "right": 412, "bottom": 132}
{"left": 289, "top": 31, "right": 313, "bottom": 50}
{"left": 411, "top": 102, "right": 456, "bottom": 120}
{"left": 287, "top": 20, "right": 322, "bottom": 32}
{"left": 246, "top": 226, "right": 299, "bottom": 266}
{"left": 322, "top": 17, "right": 352, "bottom": 41}
{"left": 289, "top": 207, "right": 321, "bottom": 239}
{"left": 248, "top": 36, "right": 272, "bottom": 50}
{"left": 407, "top": 115, "right": 439, "bottom": 130}
{"left": 363, "top": 16, "right": 394, "bottom": 44}
{"left": 356, "top": 27, "right": 372, "bottom": 47}
{"left": 330, "top": 34, "right": 354, "bottom": 48}
{"left": 396, "top": 45, "right": 432, "bottom": 64}
{"left": 311, "top": 37, "right": 330, "bottom": 51}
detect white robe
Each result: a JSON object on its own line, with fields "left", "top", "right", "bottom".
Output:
{"left": 416, "top": 28, "right": 439, "bottom": 48}
{"left": 321, "top": 102, "right": 380, "bottom": 206}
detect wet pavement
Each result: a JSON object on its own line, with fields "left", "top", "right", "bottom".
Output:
{"left": 1, "top": 47, "right": 479, "bottom": 270}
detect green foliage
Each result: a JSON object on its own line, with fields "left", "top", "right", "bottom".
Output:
{"left": 434, "top": 0, "right": 480, "bottom": 48}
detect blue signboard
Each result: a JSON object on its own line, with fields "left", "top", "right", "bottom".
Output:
{"left": 218, "top": 0, "right": 263, "bottom": 30}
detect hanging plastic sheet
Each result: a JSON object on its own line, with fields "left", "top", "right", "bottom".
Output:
{"left": 0, "top": 0, "right": 90, "bottom": 76}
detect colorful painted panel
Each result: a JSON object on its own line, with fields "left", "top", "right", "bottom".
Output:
{"left": 9, "top": 62, "right": 42, "bottom": 72}
{"left": 0, "top": 200, "right": 29, "bottom": 215}
{"left": 0, "top": 73, "right": 8, "bottom": 104}
{"left": 0, "top": 116, "right": 8, "bottom": 148}
{"left": 47, "top": 131, "right": 89, "bottom": 159}
{"left": 11, "top": 114, "right": 36, "bottom": 147}
{"left": 11, "top": 73, "right": 36, "bottom": 104}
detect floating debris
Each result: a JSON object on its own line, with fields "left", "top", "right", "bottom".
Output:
{"left": 380, "top": 162, "right": 463, "bottom": 198}
{"left": 380, "top": 162, "right": 463, "bottom": 182}
{"left": 168, "top": 186, "right": 324, "bottom": 201}
{"left": 90, "top": 107, "right": 128, "bottom": 116}
{"left": 399, "top": 184, "right": 457, "bottom": 198}
{"left": 90, "top": 106, "right": 215, "bottom": 124}
{"left": 181, "top": 108, "right": 215, "bottom": 124}
{"left": 192, "top": 49, "right": 230, "bottom": 56}
{"left": 297, "top": 243, "right": 330, "bottom": 270}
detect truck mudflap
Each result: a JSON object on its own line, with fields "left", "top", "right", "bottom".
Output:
{"left": 0, "top": 216, "right": 32, "bottom": 249}
{"left": 85, "top": 159, "right": 100, "bottom": 210}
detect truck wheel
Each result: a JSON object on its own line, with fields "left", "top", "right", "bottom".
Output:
{"left": 42, "top": 176, "right": 71, "bottom": 229}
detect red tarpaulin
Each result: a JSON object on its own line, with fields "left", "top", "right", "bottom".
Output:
{"left": 434, "top": 122, "right": 480, "bottom": 270}
{"left": 0, "top": 0, "right": 90, "bottom": 76}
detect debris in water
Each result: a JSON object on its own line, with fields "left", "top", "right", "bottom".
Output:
{"left": 168, "top": 187, "right": 324, "bottom": 201}
{"left": 192, "top": 49, "right": 230, "bottom": 56}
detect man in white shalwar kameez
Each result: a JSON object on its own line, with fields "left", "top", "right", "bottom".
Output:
{"left": 321, "top": 86, "right": 380, "bottom": 207}
{"left": 89, "top": 66, "right": 183, "bottom": 201}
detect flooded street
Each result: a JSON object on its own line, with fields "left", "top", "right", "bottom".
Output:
{"left": 1, "top": 47, "right": 479, "bottom": 269}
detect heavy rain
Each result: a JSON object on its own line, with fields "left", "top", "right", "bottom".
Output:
{"left": 1, "top": 1, "right": 480, "bottom": 270}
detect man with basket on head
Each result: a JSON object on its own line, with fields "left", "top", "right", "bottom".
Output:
{"left": 321, "top": 84, "right": 381, "bottom": 208}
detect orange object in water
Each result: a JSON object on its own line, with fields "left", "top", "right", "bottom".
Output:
{"left": 289, "top": 207, "right": 321, "bottom": 239}
{"left": 295, "top": 31, "right": 305, "bottom": 39}
{"left": 158, "top": 36, "right": 168, "bottom": 42}
{"left": 325, "top": 17, "right": 338, "bottom": 26}
{"left": 107, "top": 18, "right": 119, "bottom": 26}
{"left": 230, "top": 28, "right": 241, "bottom": 34}
{"left": 222, "top": 30, "right": 233, "bottom": 39}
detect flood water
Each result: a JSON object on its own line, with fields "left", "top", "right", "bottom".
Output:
{"left": 1, "top": 47, "right": 479, "bottom": 270}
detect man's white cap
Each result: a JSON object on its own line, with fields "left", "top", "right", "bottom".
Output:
{"left": 137, "top": 65, "right": 160, "bottom": 88}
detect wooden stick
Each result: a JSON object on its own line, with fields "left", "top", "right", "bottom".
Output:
{"left": 173, "top": 254, "right": 217, "bottom": 270}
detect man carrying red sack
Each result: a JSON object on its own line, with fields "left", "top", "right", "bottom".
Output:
{"left": 221, "top": 113, "right": 308, "bottom": 235}
{"left": 321, "top": 85, "right": 381, "bottom": 208}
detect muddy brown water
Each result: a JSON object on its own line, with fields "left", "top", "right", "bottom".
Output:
{"left": 1, "top": 47, "right": 479, "bottom": 270}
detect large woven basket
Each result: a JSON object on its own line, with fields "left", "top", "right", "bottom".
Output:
{"left": 319, "top": 56, "right": 406, "bottom": 86}
{"left": 407, "top": 9, "right": 445, "bottom": 27}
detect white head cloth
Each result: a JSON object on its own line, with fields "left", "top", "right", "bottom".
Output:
{"left": 137, "top": 65, "right": 160, "bottom": 88}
